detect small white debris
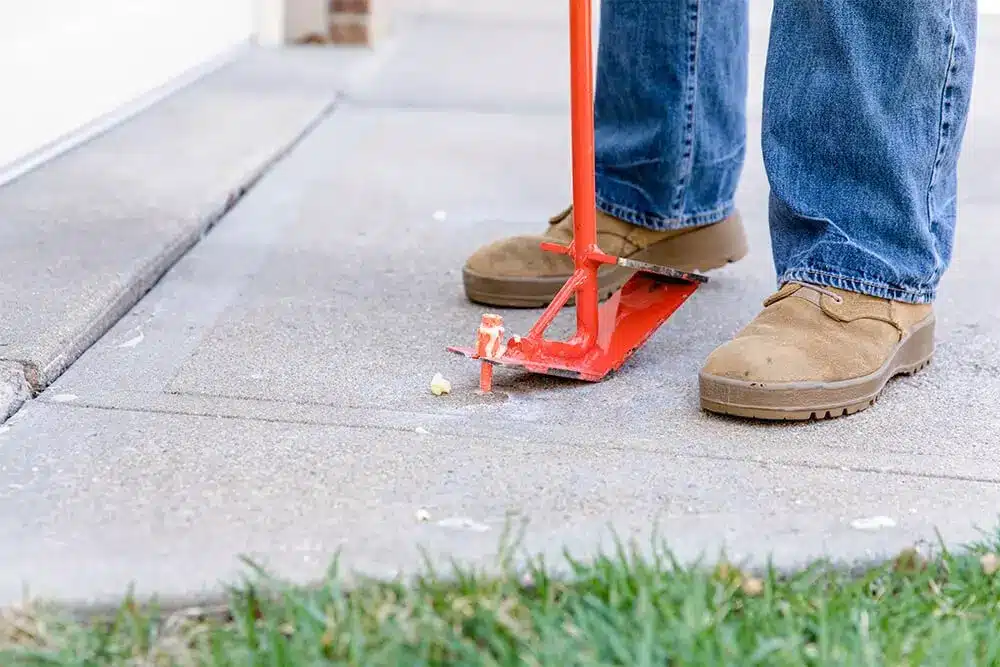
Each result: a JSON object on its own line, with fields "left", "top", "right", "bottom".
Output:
{"left": 432, "top": 210, "right": 448, "bottom": 222}
{"left": 437, "top": 517, "right": 490, "bottom": 533}
{"left": 430, "top": 373, "right": 452, "bottom": 396}
{"left": 118, "top": 329, "right": 144, "bottom": 349}
{"left": 981, "top": 553, "right": 999, "bottom": 576}
{"left": 50, "top": 394, "right": 78, "bottom": 403}
{"left": 740, "top": 576, "right": 765, "bottom": 597}
{"left": 850, "top": 516, "right": 897, "bottom": 532}
{"left": 414, "top": 426, "right": 429, "bottom": 435}
{"left": 415, "top": 509, "right": 431, "bottom": 523}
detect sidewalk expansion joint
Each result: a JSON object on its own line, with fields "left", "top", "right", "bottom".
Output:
{"left": 0, "top": 93, "right": 345, "bottom": 425}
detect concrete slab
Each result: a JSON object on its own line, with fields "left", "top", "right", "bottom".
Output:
{"left": 1, "top": 7, "right": 998, "bottom": 607}
{"left": 0, "top": 363, "right": 29, "bottom": 423}
{"left": 2, "top": 401, "right": 998, "bottom": 606}
{"left": 348, "top": 19, "right": 571, "bottom": 113}
{"left": 14, "top": 96, "right": 998, "bottom": 605}
{"left": 0, "top": 47, "right": 372, "bottom": 414}
{"left": 387, "top": 0, "right": 570, "bottom": 24}
{"left": 349, "top": 3, "right": 773, "bottom": 122}
{"left": 957, "top": 19, "right": 1000, "bottom": 205}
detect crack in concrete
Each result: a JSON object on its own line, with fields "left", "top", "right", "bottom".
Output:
{"left": 0, "top": 94, "right": 345, "bottom": 425}
{"left": 0, "top": 362, "right": 32, "bottom": 422}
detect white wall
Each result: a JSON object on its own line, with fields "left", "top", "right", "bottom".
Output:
{"left": 253, "top": 0, "right": 328, "bottom": 46}
{"left": 0, "top": 0, "right": 254, "bottom": 176}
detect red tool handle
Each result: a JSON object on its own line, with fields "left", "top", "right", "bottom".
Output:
{"left": 568, "top": 0, "right": 599, "bottom": 346}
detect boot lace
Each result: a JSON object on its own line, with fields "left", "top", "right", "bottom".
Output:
{"left": 789, "top": 281, "right": 844, "bottom": 304}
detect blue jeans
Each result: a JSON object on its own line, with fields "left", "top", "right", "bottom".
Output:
{"left": 595, "top": 0, "right": 978, "bottom": 304}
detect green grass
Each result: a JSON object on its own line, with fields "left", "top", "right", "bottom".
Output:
{"left": 3, "top": 532, "right": 1000, "bottom": 667}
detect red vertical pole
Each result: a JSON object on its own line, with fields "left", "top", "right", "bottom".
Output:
{"left": 479, "top": 362, "right": 494, "bottom": 393}
{"left": 568, "top": 0, "right": 599, "bottom": 348}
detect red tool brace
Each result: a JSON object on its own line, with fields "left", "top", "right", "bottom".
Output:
{"left": 448, "top": 0, "right": 706, "bottom": 392}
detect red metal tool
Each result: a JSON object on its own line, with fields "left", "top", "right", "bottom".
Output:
{"left": 448, "top": 0, "right": 707, "bottom": 392}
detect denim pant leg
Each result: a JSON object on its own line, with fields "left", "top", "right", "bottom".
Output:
{"left": 594, "top": 0, "right": 749, "bottom": 231}
{"left": 763, "top": 1, "right": 978, "bottom": 304}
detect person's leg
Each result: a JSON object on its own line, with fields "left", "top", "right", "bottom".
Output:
{"left": 765, "top": 0, "right": 977, "bottom": 303}
{"left": 701, "top": 0, "right": 978, "bottom": 420}
{"left": 594, "top": 0, "right": 748, "bottom": 230}
{"left": 462, "top": 0, "right": 750, "bottom": 307}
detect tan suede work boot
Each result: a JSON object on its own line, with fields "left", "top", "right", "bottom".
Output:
{"left": 699, "top": 282, "right": 935, "bottom": 420}
{"left": 463, "top": 205, "right": 748, "bottom": 307}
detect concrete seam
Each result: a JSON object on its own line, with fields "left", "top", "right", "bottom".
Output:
{"left": 0, "top": 362, "right": 32, "bottom": 423}
{"left": 0, "top": 44, "right": 251, "bottom": 191}
{"left": 39, "top": 539, "right": 983, "bottom": 619}
{"left": 2, "top": 93, "right": 345, "bottom": 424}
{"left": 35, "top": 399, "right": 1000, "bottom": 487}
{"left": 341, "top": 98, "right": 569, "bottom": 117}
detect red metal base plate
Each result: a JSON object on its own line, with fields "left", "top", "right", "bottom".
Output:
{"left": 448, "top": 274, "right": 699, "bottom": 382}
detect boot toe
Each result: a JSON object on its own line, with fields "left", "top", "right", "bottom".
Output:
{"left": 701, "top": 335, "right": 824, "bottom": 384}
{"left": 463, "top": 236, "right": 573, "bottom": 279}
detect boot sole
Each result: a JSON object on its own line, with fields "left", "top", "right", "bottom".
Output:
{"left": 463, "top": 213, "right": 749, "bottom": 308}
{"left": 699, "top": 315, "right": 936, "bottom": 421}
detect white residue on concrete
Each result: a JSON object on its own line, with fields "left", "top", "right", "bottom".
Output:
{"left": 850, "top": 516, "right": 897, "bottom": 531}
{"left": 437, "top": 517, "right": 490, "bottom": 532}
{"left": 118, "top": 328, "right": 145, "bottom": 349}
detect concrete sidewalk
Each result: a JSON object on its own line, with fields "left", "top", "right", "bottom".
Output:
{"left": 1, "top": 3, "right": 999, "bottom": 606}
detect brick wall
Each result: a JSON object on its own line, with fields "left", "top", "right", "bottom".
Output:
{"left": 328, "top": 0, "right": 386, "bottom": 46}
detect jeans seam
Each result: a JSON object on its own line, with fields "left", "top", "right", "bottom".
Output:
{"left": 670, "top": 0, "right": 701, "bottom": 213}
{"left": 698, "top": 142, "right": 746, "bottom": 167}
{"left": 595, "top": 195, "right": 733, "bottom": 230}
{"left": 780, "top": 267, "right": 935, "bottom": 301}
{"left": 924, "top": 0, "right": 958, "bottom": 285}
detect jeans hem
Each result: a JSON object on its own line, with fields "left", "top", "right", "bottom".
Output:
{"left": 779, "top": 268, "right": 936, "bottom": 305}
{"left": 594, "top": 193, "right": 735, "bottom": 231}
